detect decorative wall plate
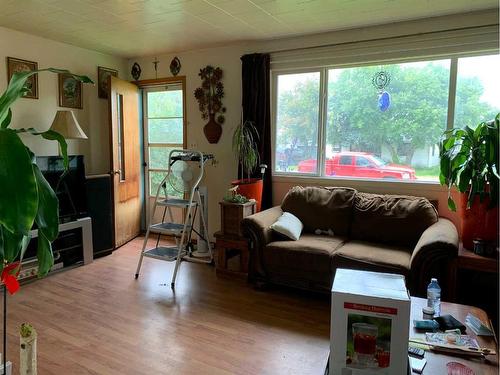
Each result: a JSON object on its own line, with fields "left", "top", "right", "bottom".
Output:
{"left": 131, "top": 62, "right": 142, "bottom": 81}
{"left": 170, "top": 57, "right": 181, "bottom": 76}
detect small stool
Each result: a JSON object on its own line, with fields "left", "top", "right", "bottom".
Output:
{"left": 214, "top": 231, "right": 249, "bottom": 279}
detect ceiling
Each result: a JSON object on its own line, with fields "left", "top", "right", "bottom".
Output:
{"left": 0, "top": 0, "right": 497, "bottom": 58}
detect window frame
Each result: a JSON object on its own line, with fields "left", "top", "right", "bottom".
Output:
{"left": 271, "top": 51, "right": 499, "bottom": 184}
{"left": 140, "top": 78, "right": 187, "bottom": 199}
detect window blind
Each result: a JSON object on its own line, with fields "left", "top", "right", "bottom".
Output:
{"left": 270, "top": 25, "right": 499, "bottom": 70}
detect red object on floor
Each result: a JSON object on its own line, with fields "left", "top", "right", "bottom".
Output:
{"left": 231, "top": 178, "right": 263, "bottom": 212}
{"left": 446, "top": 362, "right": 475, "bottom": 375}
{"left": 1, "top": 262, "right": 21, "bottom": 295}
{"left": 461, "top": 192, "right": 499, "bottom": 250}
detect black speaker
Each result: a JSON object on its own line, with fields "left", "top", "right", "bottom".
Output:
{"left": 86, "top": 174, "right": 114, "bottom": 256}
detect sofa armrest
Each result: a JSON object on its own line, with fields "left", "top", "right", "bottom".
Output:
{"left": 241, "top": 206, "right": 283, "bottom": 283}
{"left": 241, "top": 206, "right": 283, "bottom": 246}
{"left": 409, "top": 218, "right": 459, "bottom": 298}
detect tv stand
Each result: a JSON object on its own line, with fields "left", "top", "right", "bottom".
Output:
{"left": 19, "top": 217, "right": 93, "bottom": 281}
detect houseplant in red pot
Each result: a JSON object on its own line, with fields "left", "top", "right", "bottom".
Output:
{"left": 439, "top": 113, "right": 499, "bottom": 251}
{"left": 231, "top": 120, "right": 263, "bottom": 211}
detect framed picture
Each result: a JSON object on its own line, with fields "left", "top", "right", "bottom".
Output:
{"left": 97, "top": 66, "right": 118, "bottom": 99}
{"left": 6, "top": 57, "right": 38, "bottom": 99}
{"left": 58, "top": 73, "right": 82, "bottom": 109}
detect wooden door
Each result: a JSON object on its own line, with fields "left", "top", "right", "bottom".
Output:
{"left": 109, "top": 76, "right": 141, "bottom": 247}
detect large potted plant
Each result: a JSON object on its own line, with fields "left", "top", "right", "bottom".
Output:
{"left": 439, "top": 113, "right": 499, "bottom": 250}
{"left": 0, "top": 68, "right": 92, "bottom": 373}
{"left": 231, "top": 120, "right": 263, "bottom": 211}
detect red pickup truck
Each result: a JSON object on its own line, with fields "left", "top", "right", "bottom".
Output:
{"left": 298, "top": 152, "right": 416, "bottom": 180}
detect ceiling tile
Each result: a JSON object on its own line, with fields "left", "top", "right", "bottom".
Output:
{"left": 0, "top": 0, "right": 495, "bottom": 57}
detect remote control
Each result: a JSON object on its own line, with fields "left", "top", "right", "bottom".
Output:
{"left": 408, "top": 346, "right": 425, "bottom": 358}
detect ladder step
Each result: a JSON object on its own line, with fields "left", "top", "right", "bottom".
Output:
{"left": 149, "top": 223, "right": 191, "bottom": 236}
{"left": 157, "top": 198, "right": 197, "bottom": 208}
{"left": 143, "top": 246, "right": 182, "bottom": 262}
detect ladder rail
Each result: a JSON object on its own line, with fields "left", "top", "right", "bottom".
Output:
{"left": 135, "top": 149, "right": 213, "bottom": 286}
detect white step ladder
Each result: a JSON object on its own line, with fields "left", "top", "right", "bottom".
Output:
{"left": 135, "top": 149, "right": 214, "bottom": 288}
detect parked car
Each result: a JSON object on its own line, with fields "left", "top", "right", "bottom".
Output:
{"left": 297, "top": 152, "right": 416, "bottom": 180}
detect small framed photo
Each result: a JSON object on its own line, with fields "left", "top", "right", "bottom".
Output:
{"left": 97, "top": 66, "right": 118, "bottom": 99}
{"left": 58, "top": 73, "right": 82, "bottom": 109}
{"left": 6, "top": 57, "right": 38, "bottom": 99}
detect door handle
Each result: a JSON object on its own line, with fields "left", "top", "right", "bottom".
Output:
{"left": 109, "top": 170, "right": 121, "bottom": 175}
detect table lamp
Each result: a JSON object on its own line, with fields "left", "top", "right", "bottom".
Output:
{"left": 49, "top": 110, "right": 87, "bottom": 140}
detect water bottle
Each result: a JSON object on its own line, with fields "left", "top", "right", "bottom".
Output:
{"left": 427, "top": 278, "right": 441, "bottom": 317}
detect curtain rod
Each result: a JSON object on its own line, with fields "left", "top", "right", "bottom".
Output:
{"left": 262, "top": 23, "right": 499, "bottom": 55}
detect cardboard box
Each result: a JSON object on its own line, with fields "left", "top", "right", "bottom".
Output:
{"left": 330, "top": 269, "right": 410, "bottom": 375}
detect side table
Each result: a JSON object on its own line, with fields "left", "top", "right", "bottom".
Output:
{"left": 214, "top": 231, "right": 249, "bottom": 279}
{"left": 457, "top": 243, "right": 499, "bottom": 273}
{"left": 453, "top": 243, "right": 499, "bottom": 333}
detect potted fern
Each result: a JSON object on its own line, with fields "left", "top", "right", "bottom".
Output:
{"left": 0, "top": 68, "right": 92, "bottom": 373}
{"left": 439, "top": 113, "right": 499, "bottom": 250}
{"left": 231, "top": 120, "right": 263, "bottom": 211}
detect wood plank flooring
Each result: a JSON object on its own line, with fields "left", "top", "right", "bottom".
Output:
{"left": 4, "top": 237, "right": 330, "bottom": 375}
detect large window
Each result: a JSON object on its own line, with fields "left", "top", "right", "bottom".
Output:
{"left": 273, "top": 54, "right": 500, "bottom": 182}
{"left": 276, "top": 72, "right": 320, "bottom": 174}
{"left": 143, "top": 84, "right": 185, "bottom": 197}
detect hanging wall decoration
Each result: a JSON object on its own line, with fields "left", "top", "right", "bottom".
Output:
{"left": 170, "top": 57, "right": 181, "bottom": 76}
{"left": 194, "top": 65, "right": 226, "bottom": 144}
{"left": 372, "top": 71, "right": 391, "bottom": 112}
{"left": 97, "top": 66, "right": 118, "bottom": 99}
{"left": 6, "top": 57, "right": 38, "bottom": 99}
{"left": 58, "top": 72, "right": 83, "bottom": 109}
{"left": 152, "top": 57, "right": 160, "bottom": 79}
{"left": 131, "top": 62, "right": 141, "bottom": 81}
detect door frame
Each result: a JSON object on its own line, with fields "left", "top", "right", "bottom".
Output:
{"left": 136, "top": 76, "right": 187, "bottom": 224}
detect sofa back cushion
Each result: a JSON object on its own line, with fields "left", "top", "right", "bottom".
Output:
{"left": 351, "top": 192, "right": 438, "bottom": 248}
{"left": 281, "top": 186, "right": 356, "bottom": 236}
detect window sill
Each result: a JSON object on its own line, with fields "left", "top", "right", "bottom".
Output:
{"left": 272, "top": 174, "right": 446, "bottom": 193}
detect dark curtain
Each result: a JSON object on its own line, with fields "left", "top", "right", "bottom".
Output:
{"left": 241, "top": 53, "right": 272, "bottom": 209}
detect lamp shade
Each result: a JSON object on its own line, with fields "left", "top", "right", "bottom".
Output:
{"left": 49, "top": 110, "right": 87, "bottom": 139}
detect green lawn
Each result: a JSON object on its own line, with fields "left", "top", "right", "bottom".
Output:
{"left": 414, "top": 166, "right": 440, "bottom": 181}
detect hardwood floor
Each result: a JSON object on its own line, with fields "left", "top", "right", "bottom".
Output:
{"left": 5, "top": 237, "right": 330, "bottom": 375}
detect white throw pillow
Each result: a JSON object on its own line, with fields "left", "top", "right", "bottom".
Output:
{"left": 270, "top": 212, "right": 303, "bottom": 241}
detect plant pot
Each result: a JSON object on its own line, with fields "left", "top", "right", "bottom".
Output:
{"left": 461, "top": 192, "right": 499, "bottom": 250}
{"left": 203, "top": 114, "right": 222, "bottom": 144}
{"left": 231, "top": 178, "right": 263, "bottom": 212}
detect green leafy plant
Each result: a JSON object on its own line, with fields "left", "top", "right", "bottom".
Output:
{"left": 0, "top": 68, "right": 92, "bottom": 278}
{"left": 233, "top": 120, "right": 259, "bottom": 180}
{"left": 439, "top": 113, "right": 499, "bottom": 211}
{"left": 223, "top": 193, "right": 250, "bottom": 204}
{"left": 20, "top": 322, "right": 35, "bottom": 338}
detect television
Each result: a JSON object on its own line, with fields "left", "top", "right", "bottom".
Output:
{"left": 36, "top": 155, "right": 88, "bottom": 223}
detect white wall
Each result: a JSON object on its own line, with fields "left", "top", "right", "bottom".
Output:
{"left": 0, "top": 26, "right": 128, "bottom": 175}
{"left": 127, "top": 10, "right": 499, "bottom": 236}
{"left": 131, "top": 44, "right": 248, "bottom": 237}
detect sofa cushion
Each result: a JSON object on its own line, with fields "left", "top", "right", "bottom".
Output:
{"left": 351, "top": 192, "right": 438, "bottom": 248}
{"left": 270, "top": 212, "right": 303, "bottom": 240}
{"left": 264, "top": 234, "right": 346, "bottom": 286}
{"left": 281, "top": 186, "right": 356, "bottom": 236}
{"left": 332, "top": 240, "right": 411, "bottom": 276}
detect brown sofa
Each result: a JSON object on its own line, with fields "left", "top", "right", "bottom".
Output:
{"left": 241, "top": 186, "right": 459, "bottom": 298}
